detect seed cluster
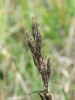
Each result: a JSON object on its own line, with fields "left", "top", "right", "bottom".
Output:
{"left": 26, "top": 18, "right": 52, "bottom": 100}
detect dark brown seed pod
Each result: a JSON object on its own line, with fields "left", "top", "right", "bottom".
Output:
{"left": 27, "top": 37, "right": 36, "bottom": 56}
{"left": 25, "top": 30, "right": 37, "bottom": 58}
{"left": 32, "top": 24, "right": 36, "bottom": 41}
{"left": 40, "top": 62, "right": 48, "bottom": 89}
{"left": 32, "top": 18, "right": 38, "bottom": 41}
{"left": 47, "top": 58, "right": 51, "bottom": 81}
{"left": 32, "top": 55, "right": 41, "bottom": 72}
{"left": 35, "top": 27, "right": 42, "bottom": 58}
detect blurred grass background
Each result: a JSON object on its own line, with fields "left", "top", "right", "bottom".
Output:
{"left": 0, "top": 0, "right": 75, "bottom": 100}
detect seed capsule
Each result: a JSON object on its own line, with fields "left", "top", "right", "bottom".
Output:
{"left": 47, "top": 58, "right": 51, "bottom": 81}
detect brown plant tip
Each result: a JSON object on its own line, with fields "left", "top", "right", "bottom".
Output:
{"left": 32, "top": 18, "right": 40, "bottom": 41}
{"left": 26, "top": 18, "right": 51, "bottom": 93}
{"left": 47, "top": 58, "right": 51, "bottom": 81}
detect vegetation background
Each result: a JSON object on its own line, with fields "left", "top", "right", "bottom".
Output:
{"left": 0, "top": 0, "right": 75, "bottom": 100}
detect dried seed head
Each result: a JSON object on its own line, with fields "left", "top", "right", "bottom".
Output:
{"left": 26, "top": 18, "right": 51, "bottom": 94}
